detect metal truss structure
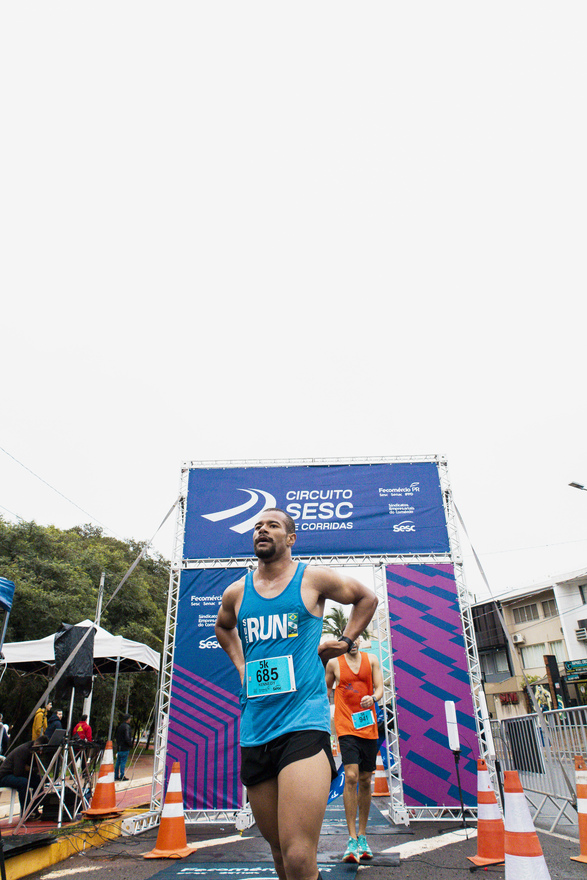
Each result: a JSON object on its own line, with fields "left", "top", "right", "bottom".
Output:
{"left": 131, "top": 455, "right": 486, "bottom": 834}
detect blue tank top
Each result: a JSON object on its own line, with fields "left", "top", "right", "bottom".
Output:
{"left": 237, "top": 562, "right": 330, "bottom": 747}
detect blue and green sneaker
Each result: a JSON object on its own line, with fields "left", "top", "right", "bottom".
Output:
{"left": 357, "top": 834, "right": 373, "bottom": 860}
{"left": 342, "top": 837, "right": 359, "bottom": 863}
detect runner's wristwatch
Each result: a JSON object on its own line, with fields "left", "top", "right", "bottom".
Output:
{"left": 338, "top": 636, "right": 353, "bottom": 653}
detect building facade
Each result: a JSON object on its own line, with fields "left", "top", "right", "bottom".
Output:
{"left": 473, "top": 566, "right": 587, "bottom": 720}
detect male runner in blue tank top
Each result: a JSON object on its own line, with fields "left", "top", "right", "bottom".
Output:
{"left": 215, "top": 508, "right": 377, "bottom": 880}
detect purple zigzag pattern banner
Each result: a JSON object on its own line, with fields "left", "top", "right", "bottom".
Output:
{"left": 387, "top": 564, "right": 478, "bottom": 808}
{"left": 167, "top": 664, "right": 241, "bottom": 810}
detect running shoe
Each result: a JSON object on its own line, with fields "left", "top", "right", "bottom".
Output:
{"left": 357, "top": 834, "right": 373, "bottom": 860}
{"left": 342, "top": 837, "right": 359, "bottom": 863}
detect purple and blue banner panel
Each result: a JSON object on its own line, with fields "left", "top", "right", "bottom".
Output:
{"left": 183, "top": 462, "right": 449, "bottom": 559}
{"left": 167, "top": 568, "right": 244, "bottom": 810}
{"left": 387, "top": 564, "right": 478, "bottom": 808}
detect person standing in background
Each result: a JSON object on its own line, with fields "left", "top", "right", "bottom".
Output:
{"left": 73, "top": 714, "right": 92, "bottom": 741}
{"left": 115, "top": 714, "right": 132, "bottom": 781}
{"left": 32, "top": 701, "right": 52, "bottom": 739}
{"left": 0, "top": 712, "right": 10, "bottom": 757}
{"left": 45, "top": 709, "right": 64, "bottom": 739}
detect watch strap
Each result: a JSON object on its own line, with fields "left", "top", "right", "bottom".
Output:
{"left": 338, "top": 636, "right": 353, "bottom": 653}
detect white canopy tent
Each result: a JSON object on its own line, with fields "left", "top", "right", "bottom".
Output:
{"left": 0, "top": 619, "right": 160, "bottom": 676}
{"left": 1, "top": 619, "right": 161, "bottom": 741}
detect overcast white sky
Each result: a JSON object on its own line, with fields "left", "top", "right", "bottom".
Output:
{"left": 2, "top": 3, "right": 587, "bottom": 604}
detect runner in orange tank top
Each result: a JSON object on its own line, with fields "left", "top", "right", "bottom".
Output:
{"left": 325, "top": 640, "right": 383, "bottom": 863}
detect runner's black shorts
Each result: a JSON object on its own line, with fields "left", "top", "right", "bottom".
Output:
{"left": 240, "top": 729, "right": 337, "bottom": 788}
{"left": 338, "top": 734, "right": 379, "bottom": 772}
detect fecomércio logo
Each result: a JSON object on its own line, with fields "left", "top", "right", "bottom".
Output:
{"left": 201, "top": 488, "right": 277, "bottom": 534}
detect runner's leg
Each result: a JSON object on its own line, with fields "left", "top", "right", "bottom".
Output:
{"left": 342, "top": 762, "right": 359, "bottom": 838}
{"left": 277, "top": 748, "right": 331, "bottom": 880}
{"left": 357, "top": 769, "right": 373, "bottom": 836}
{"left": 247, "top": 777, "right": 287, "bottom": 880}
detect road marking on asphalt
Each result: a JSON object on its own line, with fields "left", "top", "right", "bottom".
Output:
{"left": 187, "top": 833, "right": 253, "bottom": 849}
{"left": 140, "top": 833, "right": 251, "bottom": 856}
{"left": 41, "top": 868, "right": 102, "bottom": 878}
{"left": 382, "top": 827, "right": 477, "bottom": 859}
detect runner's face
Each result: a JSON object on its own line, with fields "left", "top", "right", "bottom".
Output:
{"left": 253, "top": 512, "right": 294, "bottom": 559}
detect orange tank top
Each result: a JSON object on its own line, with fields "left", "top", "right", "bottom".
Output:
{"left": 333, "top": 652, "right": 377, "bottom": 739}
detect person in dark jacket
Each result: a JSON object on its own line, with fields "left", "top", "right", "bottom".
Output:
{"left": 0, "top": 735, "right": 48, "bottom": 817}
{"left": 45, "top": 710, "right": 63, "bottom": 739}
{"left": 0, "top": 713, "right": 10, "bottom": 757}
{"left": 114, "top": 714, "right": 132, "bottom": 781}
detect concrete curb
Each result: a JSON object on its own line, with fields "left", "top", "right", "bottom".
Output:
{"left": 3, "top": 808, "right": 149, "bottom": 880}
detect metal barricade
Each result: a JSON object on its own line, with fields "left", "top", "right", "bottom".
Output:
{"left": 490, "top": 707, "right": 587, "bottom": 833}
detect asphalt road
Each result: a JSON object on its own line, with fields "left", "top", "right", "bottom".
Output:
{"left": 19, "top": 813, "right": 586, "bottom": 880}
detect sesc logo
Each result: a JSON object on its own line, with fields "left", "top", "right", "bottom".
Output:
{"left": 199, "top": 635, "right": 221, "bottom": 650}
{"left": 393, "top": 520, "right": 416, "bottom": 533}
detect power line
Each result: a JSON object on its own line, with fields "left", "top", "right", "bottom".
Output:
{"left": 462, "top": 535, "right": 587, "bottom": 559}
{"left": 0, "top": 503, "right": 23, "bottom": 522}
{"left": 0, "top": 443, "right": 121, "bottom": 538}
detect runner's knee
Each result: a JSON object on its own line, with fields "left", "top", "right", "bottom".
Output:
{"left": 358, "top": 772, "right": 372, "bottom": 791}
{"left": 345, "top": 766, "right": 359, "bottom": 786}
{"left": 281, "top": 839, "right": 316, "bottom": 879}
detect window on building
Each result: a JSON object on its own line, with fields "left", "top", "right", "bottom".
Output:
{"left": 548, "top": 640, "right": 566, "bottom": 662}
{"left": 480, "top": 650, "right": 510, "bottom": 677}
{"left": 513, "top": 603, "right": 539, "bottom": 625}
{"left": 520, "top": 642, "right": 546, "bottom": 669}
{"left": 579, "top": 584, "right": 587, "bottom": 607}
{"left": 541, "top": 598, "right": 557, "bottom": 618}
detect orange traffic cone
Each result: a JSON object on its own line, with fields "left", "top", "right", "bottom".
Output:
{"left": 83, "top": 741, "right": 122, "bottom": 818}
{"left": 144, "top": 762, "right": 193, "bottom": 859}
{"left": 503, "top": 770, "right": 551, "bottom": 879}
{"left": 571, "top": 755, "right": 587, "bottom": 863}
{"left": 467, "top": 759, "right": 505, "bottom": 867}
{"left": 373, "top": 753, "right": 390, "bottom": 796}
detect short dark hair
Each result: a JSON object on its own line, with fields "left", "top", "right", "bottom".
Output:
{"left": 81, "top": 714, "right": 88, "bottom": 722}
{"left": 263, "top": 508, "right": 296, "bottom": 535}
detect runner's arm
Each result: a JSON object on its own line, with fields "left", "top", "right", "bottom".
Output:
{"left": 215, "top": 584, "right": 246, "bottom": 684}
{"left": 324, "top": 658, "right": 338, "bottom": 701}
{"left": 316, "top": 571, "right": 377, "bottom": 663}
{"left": 360, "top": 654, "right": 384, "bottom": 709}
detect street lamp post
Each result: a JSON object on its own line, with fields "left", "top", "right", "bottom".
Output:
{"left": 569, "top": 483, "right": 587, "bottom": 491}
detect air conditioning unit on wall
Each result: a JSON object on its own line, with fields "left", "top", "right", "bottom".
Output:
{"left": 576, "top": 628, "right": 587, "bottom": 642}
{"left": 512, "top": 633, "right": 526, "bottom": 644}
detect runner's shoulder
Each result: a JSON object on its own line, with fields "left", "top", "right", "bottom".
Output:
{"left": 302, "top": 564, "right": 338, "bottom": 587}
{"left": 222, "top": 575, "right": 246, "bottom": 604}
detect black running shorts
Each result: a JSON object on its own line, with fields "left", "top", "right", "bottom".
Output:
{"left": 338, "top": 734, "right": 379, "bottom": 772}
{"left": 240, "top": 729, "right": 337, "bottom": 788}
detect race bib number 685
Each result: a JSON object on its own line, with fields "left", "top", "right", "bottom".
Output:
{"left": 246, "top": 655, "right": 297, "bottom": 698}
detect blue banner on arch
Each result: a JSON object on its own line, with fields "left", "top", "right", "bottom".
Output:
{"left": 183, "top": 462, "right": 449, "bottom": 559}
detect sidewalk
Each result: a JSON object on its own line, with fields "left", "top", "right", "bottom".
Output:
{"left": 0, "top": 750, "right": 155, "bottom": 827}
{"left": 0, "top": 750, "right": 156, "bottom": 879}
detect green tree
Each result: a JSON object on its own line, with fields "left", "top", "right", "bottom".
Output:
{"left": 322, "top": 605, "right": 371, "bottom": 640}
{"left": 0, "top": 518, "right": 168, "bottom": 747}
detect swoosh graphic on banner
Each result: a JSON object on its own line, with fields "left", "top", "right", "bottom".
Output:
{"left": 201, "top": 488, "right": 277, "bottom": 534}
{"left": 230, "top": 489, "right": 277, "bottom": 534}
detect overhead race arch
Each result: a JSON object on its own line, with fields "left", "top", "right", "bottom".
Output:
{"left": 150, "top": 456, "right": 485, "bottom": 827}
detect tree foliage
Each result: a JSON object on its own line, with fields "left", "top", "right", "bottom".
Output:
{"left": 0, "top": 519, "right": 169, "bottom": 747}
{"left": 322, "top": 605, "right": 371, "bottom": 640}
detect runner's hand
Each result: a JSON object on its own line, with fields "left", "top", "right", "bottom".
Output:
{"left": 317, "top": 639, "right": 350, "bottom": 666}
